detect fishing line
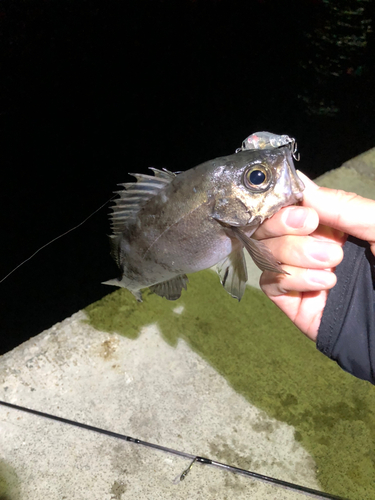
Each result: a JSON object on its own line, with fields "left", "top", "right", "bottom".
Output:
{"left": 0, "top": 196, "right": 116, "bottom": 284}
{"left": 0, "top": 400, "right": 349, "bottom": 500}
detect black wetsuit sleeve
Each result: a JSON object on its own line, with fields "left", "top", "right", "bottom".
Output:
{"left": 317, "top": 236, "right": 375, "bottom": 384}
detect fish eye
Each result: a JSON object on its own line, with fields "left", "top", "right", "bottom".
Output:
{"left": 243, "top": 164, "right": 272, "bottom": 191}
{"left": 249, "top": 170, "right": 265, "bottom": 185}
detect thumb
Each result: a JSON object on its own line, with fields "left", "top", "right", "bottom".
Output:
{"left": 298, "top": 171, "right": 375, "bottom": 247}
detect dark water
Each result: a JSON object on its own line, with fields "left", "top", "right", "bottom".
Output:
{"left": 1, "top": 0, "right": 374, "bottom": 354}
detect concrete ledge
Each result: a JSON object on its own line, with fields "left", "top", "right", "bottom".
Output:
{"left": 314, "top": 146, "right": 375, "bottom": 196}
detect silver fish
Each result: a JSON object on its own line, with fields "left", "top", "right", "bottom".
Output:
{"left": 104, "top": 143, "right": 304, "bottom": 301}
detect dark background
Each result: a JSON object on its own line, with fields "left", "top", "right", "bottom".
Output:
{"left": 1, "top": 0, "right": 374, "bottom": 354}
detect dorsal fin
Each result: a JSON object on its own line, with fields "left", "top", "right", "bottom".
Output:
{"left": 148, "top": 167, "right": 176, "bottom": 180}
{"left": 110, "top": 168, "right": 176, "bottom": 235}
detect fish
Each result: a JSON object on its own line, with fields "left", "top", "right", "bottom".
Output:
{"left": 104, "top": 137, "right": 304, "bottom": 301}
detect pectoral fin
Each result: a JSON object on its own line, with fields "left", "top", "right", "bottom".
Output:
{"left": 216, "top": 246, "right": 248, "bottom": 301}
{"left": 149, "top": 274, "right": 188, "bottom": 300}
{"left": 230, "top": 227, "right": 288, "bottom": 275}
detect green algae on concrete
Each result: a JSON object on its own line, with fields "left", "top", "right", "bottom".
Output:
{"left": 85, "top": 271, "right": 375, "bottom": 499}
{"left": 0, "top": 460, "right": 20, "bottom": 500}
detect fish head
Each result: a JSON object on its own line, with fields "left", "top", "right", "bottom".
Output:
{"left": 211, "top": 146, "right": 304, "bottom": 226}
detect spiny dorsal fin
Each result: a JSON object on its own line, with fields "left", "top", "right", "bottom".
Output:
{"left": 110, "top": 167, "right": 176, "bottom": 235}
{"left": 148, "top": 167, "right": 176, "bottom": 180}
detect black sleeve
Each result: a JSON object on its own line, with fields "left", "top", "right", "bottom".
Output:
{"left": 317, "top": 236, "right": 375, "bottom": 384}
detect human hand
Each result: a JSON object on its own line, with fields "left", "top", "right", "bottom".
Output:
{"left": 255, "top": 172, "right": 375, "bottom": 341}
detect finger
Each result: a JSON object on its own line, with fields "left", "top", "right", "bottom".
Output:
{"left": 298, "top": 171, "right": 375, "bottom": 246}
{"left": 254, "top": 206, "right": 319, "bottom": 240}
{"left": 265, "top": 290, "right": 327, "bottom": 341}
{"left": 263, "top": 235, "right": 344, "bottom": 269}
{"left": 310, "top": 224, "right": 347, "bottom": 245}
{"left": 260, "top": 266, "right": 337, "bottom": 296}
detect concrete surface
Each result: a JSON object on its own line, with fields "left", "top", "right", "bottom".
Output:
{"left": 0, "top": 314, "right": 319, "bottom": 499}
{"left": 314, "top": 146, "right": 375, "bottom": 194}
{"left": 1, "top": 146, "right": 375, "bottom": 500}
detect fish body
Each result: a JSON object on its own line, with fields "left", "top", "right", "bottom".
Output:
{"left": 105, "top": 145, "right": 304, "bottom": 301}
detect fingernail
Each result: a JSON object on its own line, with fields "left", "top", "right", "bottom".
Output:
{"left": 306, "top": 269, "right": 335, "bottom": 286}
{"left": 310, "top": 242, "right": 338, "bottom": 262}
{"left": 285, "top": 207, "right": 308, "bottom": 228}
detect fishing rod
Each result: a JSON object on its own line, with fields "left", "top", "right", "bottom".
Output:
{"left": 0, "top": 400, "right": 349, "bottom": 500}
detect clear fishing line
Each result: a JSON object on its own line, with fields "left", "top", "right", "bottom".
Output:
{"left": 0, "top": 196, "right": 116, "bottom": 284}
